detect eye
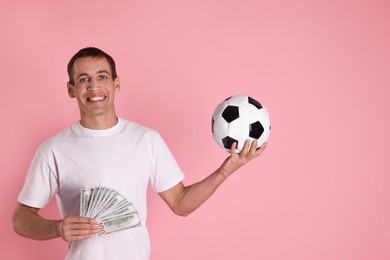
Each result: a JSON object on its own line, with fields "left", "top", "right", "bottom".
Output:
{"left": 79, "top": 77, "right": 89, "bottom": 83}
{"left": 98, "top": 75, "right": 109, "bottom": 80}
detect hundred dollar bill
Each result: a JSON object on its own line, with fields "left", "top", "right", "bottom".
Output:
{"left": 98, "top": 206, "right": 137, "bottom": 221}
{"left": 98, "top": 212, "right": 140, "bottom": 235}
{"left": 80, "top": 188, "right": 93, "bottom": 217}
{"left": 85, "top": 187, "right": 100, "bottom": 217}
{"left": 90, "top": 187, "right": 111, "bottom": 218}
{"left": 96, "top": 191, "right": 128, "bottom": 215}
{"left": 97, "top": 199, "right": 135, "bottom": 220}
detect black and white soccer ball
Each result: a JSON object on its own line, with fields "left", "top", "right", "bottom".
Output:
{"left": 212, "top": 95, "right": 271, "bottom": 153}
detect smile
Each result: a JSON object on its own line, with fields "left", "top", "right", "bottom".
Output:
{"left": 88, "top": 96, "right": 105, "bottom": 102}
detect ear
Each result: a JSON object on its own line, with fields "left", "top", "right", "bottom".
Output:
{"left": 67, "top": 82, "right": 76, "bottom": 98}
{"left": 114, "top": 77, "right": 120, "bottom": 91}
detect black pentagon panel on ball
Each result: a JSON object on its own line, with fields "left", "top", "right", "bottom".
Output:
{"left": 222, "top": 106, "right": 239, "bottom": 123}
{"left": 211, "top": 118, "right": 215, "bottom": 133}
{"left": 248, "top": 96, "right": 263, "bottom": 109}
{"left": 249, "top": 121, "right": 264, "bottom": 139}
{"left": 222, "top": 136, "right": 238, "bottom": 150}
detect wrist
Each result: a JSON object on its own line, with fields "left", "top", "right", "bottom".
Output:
{"left": 217, "top": 167, "right": 230, "bottom": 182}
{"left": 54, "top": 220, "right": 62, "bottom": 238}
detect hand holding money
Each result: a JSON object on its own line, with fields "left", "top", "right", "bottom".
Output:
{"left": 58, "top": 216, "right": 101, "bottom": 242}
{"left": 80, "top": 186, "right": 140, "bottom": 236}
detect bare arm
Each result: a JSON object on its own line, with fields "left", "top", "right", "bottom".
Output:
{"left": 159, "top": 140, "right": 267, "bottom": 216}
{"left": 12, "top": 203, "right": 100, "bottom": 241}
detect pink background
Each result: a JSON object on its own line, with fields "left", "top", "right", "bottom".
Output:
{"left": 1, "top": 0, "right": 389, "bottom": 259}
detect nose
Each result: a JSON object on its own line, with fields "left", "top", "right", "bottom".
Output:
{"left": 87, "top": 77, "right": 100, "bottom": 91}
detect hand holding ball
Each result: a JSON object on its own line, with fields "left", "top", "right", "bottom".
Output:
{"left": 212, "top": 95, "right": 271, "bottom": 153}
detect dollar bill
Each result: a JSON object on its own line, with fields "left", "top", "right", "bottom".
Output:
{"left": 80, "top": 188, "right": 93, "bottom": 217}
{"left": 98, "top": 212, "right": 141, "bottom": 235}
{"left": 80, "top": 186, "right": 140, "bottom": 235}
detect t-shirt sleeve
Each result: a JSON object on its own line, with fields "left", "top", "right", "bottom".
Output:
{"left": 17, "top": 146, "right": 59, "bottom": 208}
{"left": 149, "top": 132, "right": 185, "bottom": 193}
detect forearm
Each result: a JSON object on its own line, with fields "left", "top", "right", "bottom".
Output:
{"left": 161, "top": 140, "right": 267, "bottom": 216}
{"left": 12, "top": 204, "right": 60, "bottom": 240}
{"left": 170, "top": 168, "right": 228, "bottom": 216}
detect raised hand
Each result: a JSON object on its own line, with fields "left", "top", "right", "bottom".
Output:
{"left": 219, "top": 139, "right": 267, "bottom": 179}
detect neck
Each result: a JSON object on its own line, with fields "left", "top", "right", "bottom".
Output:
{"left": 80, "top": 115, "right": 118, "bottom": 130}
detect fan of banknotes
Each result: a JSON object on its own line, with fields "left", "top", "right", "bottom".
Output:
{"left": 80, "top": 186, "right": 140, "bottom": 235}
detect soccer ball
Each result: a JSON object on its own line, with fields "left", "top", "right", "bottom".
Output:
{"left": 211, "top": 95, "right": 271, "bottom": 153}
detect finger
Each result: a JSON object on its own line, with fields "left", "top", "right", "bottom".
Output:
{"left": 60, "top": 217, "right": 100, "bottom": 239}
{"left": 63, "top": 230, "right": 98, "bottom": 241}
{"left": 64, "top": 216, "right": 97, "bottom": 224}
{"left": 64, "top": 222, "right": 100, "bottom": 231}
{"left": 255, "top": 142, "right": 267, "bottom": 155}
{"left": 230, "top": 142, "right": 238, "bottom": 156}
{"left": 63, "top": 226, "right": 100, "bottom": 236}
{"left": 249, "top": 139, "right": 258, "bottom": 155}
{"left": 240, "top": 139, "right": 251, "bottom": 155}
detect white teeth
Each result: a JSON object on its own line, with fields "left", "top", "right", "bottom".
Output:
{"left": 89, "top": 96, "right": 104, "bottom": 102}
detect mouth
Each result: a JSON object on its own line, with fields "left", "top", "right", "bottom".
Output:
{"left": 87, "top": 96, "right": 106, "bottom": 102}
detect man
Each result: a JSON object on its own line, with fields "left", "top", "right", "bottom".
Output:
{"left": 12, "top": 47, "right": 266, "bottom": 259}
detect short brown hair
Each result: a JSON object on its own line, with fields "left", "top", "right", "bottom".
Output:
{"left": 67, "top": 47, "right": 117, "bottom": 85}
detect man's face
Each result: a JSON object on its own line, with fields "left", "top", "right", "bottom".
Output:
{"left": 67, "top": 56, "right": 120, "bottom": 120}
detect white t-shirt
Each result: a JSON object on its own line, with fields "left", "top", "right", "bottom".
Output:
{"left": 18, "top": 118, "right": 185, "bottom": 260}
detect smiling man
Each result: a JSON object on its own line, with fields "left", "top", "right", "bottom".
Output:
{"left": 12, "top": 47, "right": 266, "bottom": 260}
{"left": 67, "top": 49, "right": 120, "bottom": 129}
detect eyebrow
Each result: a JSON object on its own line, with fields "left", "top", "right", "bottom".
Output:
{"left": 96, "top": 70, "right": 111, "bottom": 75}
{"left": 76, "top": 73, "right": 89, "bottom": 80}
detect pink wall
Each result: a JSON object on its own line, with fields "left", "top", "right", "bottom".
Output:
{"left": 1, "top": 0, "right": 389, "bottom": 259}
